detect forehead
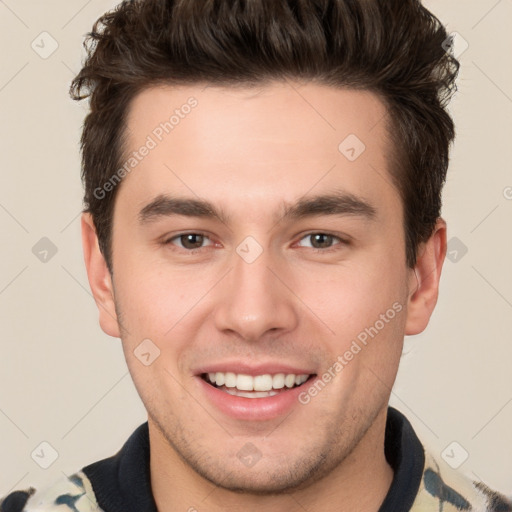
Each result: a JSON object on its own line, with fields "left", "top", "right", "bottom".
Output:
{"left": 118, "top": 81, "right": 398, "bottom": 220}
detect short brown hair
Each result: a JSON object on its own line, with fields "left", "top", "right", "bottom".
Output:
{"left": 70, "top": 0, "right": 459, "bottom": 271}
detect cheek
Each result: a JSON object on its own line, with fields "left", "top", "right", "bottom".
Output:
{"left": 112, "top": 258, "right": 215, "bottom": 362}
{"left": 303, "top": 265, "right": 407, "bottom": 399}
{"left": 297, "top": 259, "right": 407, "bottom": 337}
{"left": 114, "top": 257, "right": 183, "bottom": 323}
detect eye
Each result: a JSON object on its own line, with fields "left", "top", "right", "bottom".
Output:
{"left": 296, "top": 233, "right": 346, "bottom": 251}
{"left": 165, "top": 233, "right": 215, "bottom": 251}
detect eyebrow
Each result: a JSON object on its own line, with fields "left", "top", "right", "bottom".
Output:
{"left": 138, "top": 191, "right": 377, "bottom": 225}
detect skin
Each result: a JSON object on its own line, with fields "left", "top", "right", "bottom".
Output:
{"left": 82, "top": 81, "right": 447, "bottom": 512}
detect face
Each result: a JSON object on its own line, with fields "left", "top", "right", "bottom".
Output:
{"left": 84, "top": 81, "right": 440, "bottom": 493}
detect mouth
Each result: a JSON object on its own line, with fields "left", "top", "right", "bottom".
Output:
{"left": 200, "top": 371, "right": 316, "bottom": 399}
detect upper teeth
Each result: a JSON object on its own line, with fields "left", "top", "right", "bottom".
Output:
{"left": 207, "top": 372, "right": 310, "bottom": 391}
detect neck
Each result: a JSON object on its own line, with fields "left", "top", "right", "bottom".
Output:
{"left": 150, "top": 407, "right": 393, "bottom": 512}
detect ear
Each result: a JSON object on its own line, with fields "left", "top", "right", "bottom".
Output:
{"left": 81, "top": 212, "right": 121, "bottom": 338}
{"left": 405, "top": 218, "right": 447, "bottom": 335}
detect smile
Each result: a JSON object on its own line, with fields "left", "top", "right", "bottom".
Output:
{"left": 201, "top": 372, "right": 313, "bottom": 398}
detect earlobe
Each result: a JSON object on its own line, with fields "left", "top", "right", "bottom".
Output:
{"left": 404, "top": 218, "right": 447, "bottom": 335}
{"left": 81, "top": 213, "right": 121, "bottom": 338}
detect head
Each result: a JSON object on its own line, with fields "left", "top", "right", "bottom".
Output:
{"left": 73, "top": 0, "right": 458, "bottom": 496}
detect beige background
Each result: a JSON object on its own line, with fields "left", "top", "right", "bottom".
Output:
{"left": 1, "top": 0, "right": 511, "bottom": 498}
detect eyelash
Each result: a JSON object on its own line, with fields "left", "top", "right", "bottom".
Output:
{"left": 298, "top": 233, "right": 349, "bottom": 253}
{"left": 162, "top": 232, "right": 349, "bottom": 254}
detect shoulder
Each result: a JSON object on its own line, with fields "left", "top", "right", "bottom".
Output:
{"left": 0, "top": 471, "right": 103, "bottom": 512}
{"left": 411, "top": 450, "right": 512, "bottom": 511}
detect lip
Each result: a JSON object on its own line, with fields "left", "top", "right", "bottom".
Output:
{"left": 195, "top": 373, "right": 317, "bottom": 422}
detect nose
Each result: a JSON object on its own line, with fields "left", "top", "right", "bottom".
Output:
{"left": 213, "top": 244, "right": 299, "bottom": 342}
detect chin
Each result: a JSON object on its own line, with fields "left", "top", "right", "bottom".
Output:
{"left": 192, "top": 461, "right": 326, "bottom": 495}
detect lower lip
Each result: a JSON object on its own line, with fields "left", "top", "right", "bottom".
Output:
{"left": 196, "top": 376, "right": 312, "bottom": 421}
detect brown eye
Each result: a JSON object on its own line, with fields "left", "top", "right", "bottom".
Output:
{"left": 179, "top": 233, "right": 206, "bottom": 249}
{"left": 296, "top": 233, "right": 346, "bottom": 252}
{"left": 165, "top": 233, "right": 214, "bottom": 251}
{"left": 309, "top": 233, "right": 335, "bottom": 249}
